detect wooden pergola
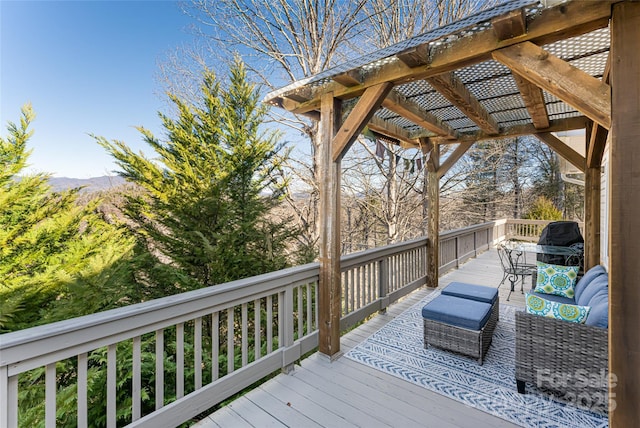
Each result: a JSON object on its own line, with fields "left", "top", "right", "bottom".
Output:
{"left": 264, "top": 0, "right": 639, "bottom": 424}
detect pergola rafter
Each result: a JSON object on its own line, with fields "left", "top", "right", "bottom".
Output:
{"left": 493, "top": 42, "right": 611, "bottom": 129}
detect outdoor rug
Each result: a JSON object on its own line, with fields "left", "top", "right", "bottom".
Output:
{"left": 344, "top": 291, "right": 608, "bottom": 428}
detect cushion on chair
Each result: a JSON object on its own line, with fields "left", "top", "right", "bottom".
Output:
{"left": 576, "top": 274, "right": 608, "bottom": 307}
{"left": 422, "top": 295, "right": 492, "bottom": 331}
{"left": 525, "top": 293, "right": 591, "bottom": 324}
{"left": 534, "top": 261, "right": 579, "bottom": 298}
{"left": 574, "top": 265, "right": 607, "bottom": 303}
{"left": 441, "top": 282, "right": 498, "bottom": 304}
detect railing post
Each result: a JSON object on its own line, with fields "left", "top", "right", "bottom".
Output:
{"left": 378, "top": 257, "right": 389, "bottom": 313}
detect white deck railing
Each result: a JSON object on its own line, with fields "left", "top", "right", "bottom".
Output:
{"left": 0, "top": 219, "right": 525, "bottom": 428}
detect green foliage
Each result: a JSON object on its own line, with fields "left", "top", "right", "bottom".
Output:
{"left": 523, "top": 196, "right": 563, "bottom": 220}
{"left": 0, "top": 105, "right": 137, "bottom": 332}
{"left": 97, "top": 58, "right": 295, "bottom": 290}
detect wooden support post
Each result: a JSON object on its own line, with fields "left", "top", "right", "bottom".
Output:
{"left": 584, "top": 122, "right": 604, "bottom": 270}
{"left": 584, "top": 167, "right": 601, "bottom": 269}
{"left": 318, "top": 92, "right": 342, "bottom": 359}
{"left": 426, "top": 146, "right": 440, "bottom": 288}
{"left": 610, "top": 2, "right": 640, "bottom": 425}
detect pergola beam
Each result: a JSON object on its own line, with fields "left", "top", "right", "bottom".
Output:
{"left": 491, "top": 9, "right": 526, "bottom": 41}
{"left": 535, "top": 132, "right": 585, "bottom": 173}
{"left": 513, "top": 74, "right": 550, "bottom": 129}
{"left": 367, "top": 116, "right": 420, "bottom": 148}
{"left": 587, "top": 122, "right": 608, "bottom": 169}
{"left": 332, "top": 82, "right": 393, "bottom": 161}
{"left": 396, "top": 44, "right": 430, "bottom": 67}
{"left": 427, "top": 72, "right": 500, "bottom": 135}
{"left": 333, "top": 71, "right": 362, "bottom": 87}
{"left": 584, "top": 122, "right": 605, "bottom": 270}
{"left": 437, "top": 141, "right": 474, "bottom": 179}
{"left": 587, "top": 53, "right": 610, "bottom": 169}
{"left": 427, "top": 116, "right": 588, "bottom": 145}
{"left": 382, "top": 90, "right": 458, "bottom": 139}
{"left": 493, "top": 42, "right": 611, "bottom": 129}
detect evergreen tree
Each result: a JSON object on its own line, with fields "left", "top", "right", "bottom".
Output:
{"left": 0, "top": 105, "right": 137, "bottom": 332}
{"left": 97, "top": 59, "right": 294, "bottom": 289}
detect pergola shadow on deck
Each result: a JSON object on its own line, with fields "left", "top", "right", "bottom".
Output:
{"left": 196, "top": 250, "right": 521, "bottom": 428}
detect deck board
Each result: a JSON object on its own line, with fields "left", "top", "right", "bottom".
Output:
{"left": 195, "top": 249, "right": 523, "bottom": 428}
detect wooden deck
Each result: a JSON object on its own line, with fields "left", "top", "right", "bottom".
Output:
{"left": 195, "top": 249, "right": 527, "bottom": 428}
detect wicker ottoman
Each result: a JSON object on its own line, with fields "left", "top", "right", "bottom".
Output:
{"left": 422, "top": 295, "right": 498, "bottom": 365}
{"left": 441, "top": 282, "right": 500, "bottom": 322}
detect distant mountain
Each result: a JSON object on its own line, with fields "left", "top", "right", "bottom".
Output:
{"left": 48, "top": 176, "right": 127, "bottom": 193}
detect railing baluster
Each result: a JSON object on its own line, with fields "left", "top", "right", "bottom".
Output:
{"left": 379, "top": 257, "right": 388, "bottom": 313}
{"left": 176, "top": 323, "right": 184, "bottom": 399}
{"left": 254, "top": 299, "right": 261, "bottom": 360}
{"left": 212, "top": 312, "right": 219, "bottom": 381}
{"left": 77, "top": 352, "right": 88, "bottom": 427}
{"left": 1, "top": 366, "right": 18, "bottom": 428}
{"left": 241, "top": 303, "right": 248, "bottom": 367}
{"left": 45, "top": 363, "right": 56, "bottom": 427}
{"left": 343, "top": 270, "right": 349, "bottom": 314}
{"left": 194, "top": 317, "right": 202, "bottom": 390}
{"left": 227, "top": 308, "right": 234, "bottom": 374}
{"left": 314, "top": 282, "right": 319, "bottom": 329}
{"left": 266, "top": 295, "right": 273, "bottom": 353}
{"left": 282, "top": 285, "right": 295, "bottom": 373}
{"left": 306, "top": 284, "right": 312, "bottom": 333}
{"left": 368, "top": 263, "right": 373, "bottom": 303}
{"left": 396, "top": 254, "right": 400, "bottom": 290}
{"left": 393, "top": 255, "right": 398, "bottom": 291}
{"left": 357, "top": 266, "right": 362, "bottom": 309}
{"left": 402, "top": 252, "right": 406, "bottom": 286}
{"left": 155, "top": 329, "right": 164, "bottom": 410}
{"left": 349, "top": 269, "right": 354, "bottom": 313}
{"left": 132, "top": 337, "right": 141, "bottom": 421}
{"left": 277, "top": 292, "right": 283, "bottom": 349}
{"left": 106, "top": 344, "right": 116, "bottom": 428}
{"left": 0, "top": 366, "right": 6, "bottom": 428}
{"left": 297, "top": 286, "right": 303, "bottom": 337}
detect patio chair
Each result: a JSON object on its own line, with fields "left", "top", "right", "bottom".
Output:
{"left": 497, "top": 243, "right": 533, "bottom": 301}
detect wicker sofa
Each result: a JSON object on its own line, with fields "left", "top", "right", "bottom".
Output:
{"left": 515, "top": 265, "right": 609, "bottom": 400}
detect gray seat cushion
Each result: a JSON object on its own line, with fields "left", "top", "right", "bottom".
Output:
{"left": 422, "top": 295, "right": 492, "bottom": 331}
{"left": 584, "top": 297, "right": 609, "bottom": 328}
{"left": 574, "top": 265, "right": 607, "bottom": 303}
{"left": 585, "top": 288, "right": 608, "bottom": 328}
{"left": 576, "top": 274, "right": 608, "bottom": 307}
{"left": 441, "top": 282, "right": 499, "bottom": 304}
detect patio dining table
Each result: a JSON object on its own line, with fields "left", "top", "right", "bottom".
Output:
{"left": 508, "top": 242, "right": 581, "bottom": 258}
{"left": 503, "top": 241, "right": 583, "bottom": 294}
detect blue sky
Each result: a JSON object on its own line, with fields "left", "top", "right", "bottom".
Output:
{"left": 1, "top": 0, "right": 195, "bottom": 177}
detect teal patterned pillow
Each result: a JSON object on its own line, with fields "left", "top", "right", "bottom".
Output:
{"left": 534, "top": 261, "right": 579, "bottom": 298}
{"left": 525, "top": 293, "right": 591, "bottom": 323}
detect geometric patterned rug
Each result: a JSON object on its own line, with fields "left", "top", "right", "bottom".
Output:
{"left": 344, "top": 291, "right": 608, "bottom": 428}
